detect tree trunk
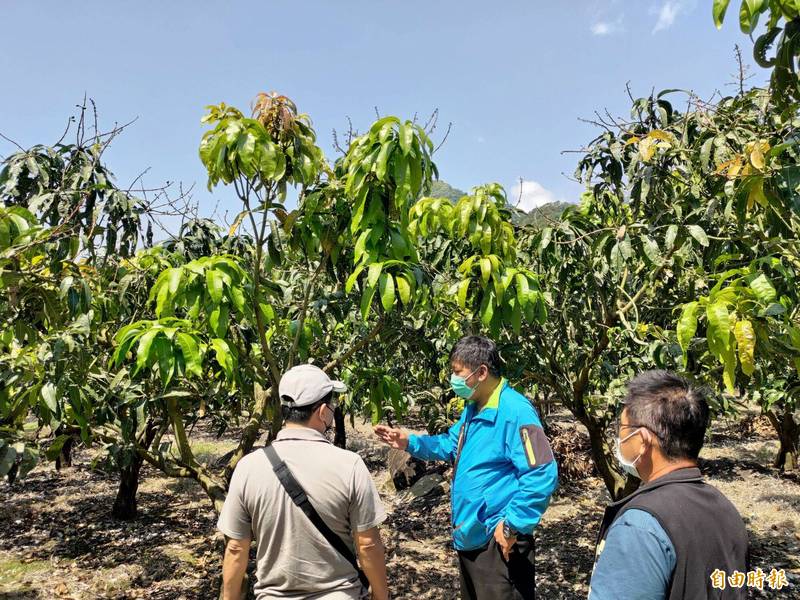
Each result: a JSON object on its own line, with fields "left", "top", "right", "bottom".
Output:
{"left": 333, "top": 405, "right": 346, "bottom": 449}
{"left": 767, "top": 406, "right": 799, "bottom": 472}
{"left": 581, "top": 415, "right": 638, "bottom": 500}
{"left": 112, "top": 421, "right": 158, "bottom": 520}
{"left": 112, "top": 453, "right": 144, "bottom": 520}
{"left": 54, "top": 429, "right": 75, "bottom": 470}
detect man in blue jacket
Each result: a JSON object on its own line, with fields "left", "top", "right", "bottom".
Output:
{"left": 374, "top": 335, "right": 558, "bottom": 599}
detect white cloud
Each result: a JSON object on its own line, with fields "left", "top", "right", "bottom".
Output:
{"left": 591, "top": 16, "right": 625, "bottom": 36}
{"left": 509, "top": 180, "right": 561, "bottom": 212}
{"left": 651, "top": 0, "right": 695, "bottom": 33}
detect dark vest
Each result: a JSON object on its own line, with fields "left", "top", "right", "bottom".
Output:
{"left": 594, "top": 467, "right": 749, "bottom": 599}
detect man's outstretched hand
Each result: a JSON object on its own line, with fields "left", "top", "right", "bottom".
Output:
{"left": 373, "top": 425, "right": 410, "bottom": 451}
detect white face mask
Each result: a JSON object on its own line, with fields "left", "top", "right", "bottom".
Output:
{"left": 321, "top": 403, "right": 335, "bottom": 434}
{"left": 615, "top": 428, "right": 643, "bottom": 479}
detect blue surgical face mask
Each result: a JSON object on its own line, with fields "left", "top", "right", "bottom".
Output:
{"left": 450, "top": 366, "right": 481, "bottom": 400}
{"left": 615, "top": 428, "right": 643, "bottom": 479}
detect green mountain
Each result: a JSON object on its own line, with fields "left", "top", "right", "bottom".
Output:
{"left": 512, "top": 201, "right": 572, "bottom": 228}
{"left": 428, "top": 180, "right": 570, "bottom": 228}
{"left": 428, "top": 180, "right": 466, "bottom": 203}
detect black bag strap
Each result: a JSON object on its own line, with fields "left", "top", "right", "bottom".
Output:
{"left": 452, "top": 414, "right": 472, "bottom": 481}
{"left": 263, "top": 445, "right": 369, "bottom": 590}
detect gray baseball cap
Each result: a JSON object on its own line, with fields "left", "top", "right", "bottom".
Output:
{"left": 278, "top": 364, "right": 347, "bottom": 407}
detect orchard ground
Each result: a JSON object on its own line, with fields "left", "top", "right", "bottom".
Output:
{"left": 1, "top": 411, "right": 799, "bottom": 599}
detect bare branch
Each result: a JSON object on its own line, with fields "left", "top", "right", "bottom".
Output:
{"left": 0, "top": 132, "right": 25, "bottom": 152}
{"left": 432, "top": 121, "right": 453, "bottom": 154}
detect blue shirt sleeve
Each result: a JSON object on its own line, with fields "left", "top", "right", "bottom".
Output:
{"left": 502, "top": 402, "right": 558, "bottom": 534}
{"left": 589, "top": 509, "right": 676, "bottom": 600}
{"left": 406, "top": 408, "right": 466, "bottom": 462}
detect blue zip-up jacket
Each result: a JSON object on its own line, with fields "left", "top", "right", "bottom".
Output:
{"left": 407, "top": 379, "right": 559, "bottom": 551}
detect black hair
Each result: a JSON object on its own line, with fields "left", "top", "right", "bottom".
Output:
{"left": 280, "top": 391, "right": 333, "bottom": 424}
{"left": 449, "top": 335, "right": 501, "bottom": 378}
{"left": 623, "top": 370, "right": 710, "bottom": 460}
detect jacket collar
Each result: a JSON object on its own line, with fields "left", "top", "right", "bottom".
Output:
{"left": 470, "top": 378, "right": 507, "bottom": 424}
{"left": 275, "top": 426, "right": 330, "bottom": 443}
{"left": 609, "top": 466, "right": 704, "bottom": 508}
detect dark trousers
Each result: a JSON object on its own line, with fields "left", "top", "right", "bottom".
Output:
{"left": 457, "top": 536, "right": 536, "bottom": 600}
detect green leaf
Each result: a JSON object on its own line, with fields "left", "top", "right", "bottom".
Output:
{"left": 134, "top": 328, "right": 160, "bottom": 375}
{"left": 610, "top": 242, "right": 624, "bottom": 273}
{"left": 259, "top": 303, "right": 275, "bottom": 323}
{"left": 350, "top": 186, "right": 369, "bottom": 234}
{"left": 155, "top": 276, "right": 172, "bottom": 318}
{"left": 687, "top": 225, "right": 709, "bottom": 247}
{"left": 707, "top": 301, "right": 731, "bottom": 357}
{"left": 367, "top": 262, "right": 383, "bottom": 289}
{"left": 480, "top": 293, "right": 495, "bottom": 327}
{"left": 399, "top": 122, "right": 413, "bottom": 156}
{"left": 206, "top": 269, "right": 224, "bottom": 304}
{"left": 515, "top": 273, "right": 530, "bottom": 307}
{"left": 665, "top": 224, "right": 678, "bottom": 251}
{"left": 480, "top": 257, "right": 491, "bottom": 285}
{"left": 153, "top": 335, "right": 175, "bottom": 387}
{"left": 722, "top": 343, "right": 737, "bottom": 393}
{"left": 748, "top": 274, "right": 777, "bottom": 303}
{"left": 539, "top": 227, "right": 552, "bottom": 251}
{"left": 167, "top": 266, "right": 183, "bottom": 296}
{"left": 457, "top": 278, "right": 470, "bottom": 309}
{"left": 354, "top": 229, "right": 371, "bottom": 264}
{"left": 511, "top": 301, "right": 522, "bottom": 334}
{"left": 741, "top": 0, "right": 766, "bottom": 32}
{"left": 44, "top": 435, "right": 72, "bottom": 461}
{"left": 229, "top": 284, "right": 246, "bottom": 314}
{"left": 375, "top": 142, "right": 393, "bottom": 180}
{"left": 209, "top": 303, "right": 229, "bottom": 337}
{"left": 176, "top": 332, "right": 202, "bottom": 377}
{"left": 700, "top": 137, "right": 715, "bottom": 171}
{"left": 677, "top": 301, "right": 699, "bottom": 362}
{"left": 733, "top": 320, "right": 756, "bottom": 376}
{"left": 378, "top": 273, "right": 395, "bottom": 312}
{"left": 396, "top": 274, "right": 411, "bottom": 306}
{"left": 345, "top": 264, "right": 366, "bottom": 294}
{"left": 360, "top": 283, "right": 377, "bottom": 321}
{"left": 41, "top": 383, "right": 58, "bottom": 413}
{"left": 761, "top": 302, "right": 785, "bottom": 317}
{"left": 713, "top": 0, "right": 731, "bottom": 28}
{"left": 210, "top": 338, "right": 235, "bottom": 381}
{"left": 642, "top": 235, "right": 661, "bottom": 263}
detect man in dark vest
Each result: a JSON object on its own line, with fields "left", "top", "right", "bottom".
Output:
{"left": 589, "top": 370, "right": 748, "bottom": 599}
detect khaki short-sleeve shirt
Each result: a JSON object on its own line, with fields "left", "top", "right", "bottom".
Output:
{"left": 217, "top": 427, "right": 386, "bottom": 600}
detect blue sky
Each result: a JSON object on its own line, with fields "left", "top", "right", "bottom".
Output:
{"left": 1, "top": 0, "right": 766, "bottom": 223}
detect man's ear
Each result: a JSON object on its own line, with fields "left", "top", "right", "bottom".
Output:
{"left": 639, "top": 428, "right": 656, "bottom": 450}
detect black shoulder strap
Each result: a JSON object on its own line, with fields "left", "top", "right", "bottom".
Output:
{"left": 452, "top": 411, "right": 473, "bottom": 481}
{"left": 263, "top": 445, "right": 369, "bottom": 590}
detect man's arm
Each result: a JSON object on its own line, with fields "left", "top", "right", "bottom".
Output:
{"left": 354, "top": 527, "right": 389, "bottom": 600}
{"left": 589, "top": 510, "right": 675, "bottom": 600}
{"left": 217, "top": 462, "right": 253, "bottom": 600}
{"left": 495, "top": 406, "right": 558, "bottom": 557}
{"left": 221, "top": 536, "right": 251, "bottom": 600}
{"left": 374, "top": 408, "right": 466, "bottom": 462}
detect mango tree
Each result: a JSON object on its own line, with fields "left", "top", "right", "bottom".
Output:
{"left": 670, "top": 84, "right": 800, "bottom": 470}
{"left": 712, "top": 0, "right": 800, "bottom": 105}
{"left": 517, "top": 87, "right": 776, "bottom": 499}
{"left": 109, "top": 93, "right": 448, "bottom": 510}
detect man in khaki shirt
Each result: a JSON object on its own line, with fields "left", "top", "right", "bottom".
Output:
{"left": 218, "top": 364, "right": 389, "bottom": 600}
